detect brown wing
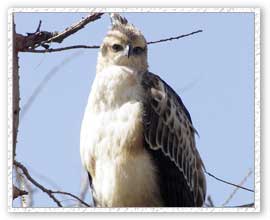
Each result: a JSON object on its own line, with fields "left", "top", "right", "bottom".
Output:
{"left": 141, "top": 72, "right": 206, "bottom": 207}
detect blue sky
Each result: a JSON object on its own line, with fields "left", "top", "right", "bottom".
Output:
{"left": 13, "top": 12, "right": 254, "bottom": 208}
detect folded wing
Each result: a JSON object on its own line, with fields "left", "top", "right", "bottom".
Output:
{"left": 141, "top": 72, "right": 206, "bottom": 207}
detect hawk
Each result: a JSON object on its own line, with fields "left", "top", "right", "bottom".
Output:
{"left": 80, "top": 13, "right": 206, "bottom": 207}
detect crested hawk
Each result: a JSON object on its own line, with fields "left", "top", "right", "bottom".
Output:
{"left": 80, "top": 13, "right": 206, "bottom": 207}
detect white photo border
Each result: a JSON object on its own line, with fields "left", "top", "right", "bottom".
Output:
{"left": 7, "top": 7, "right": 260, "bottom": 213}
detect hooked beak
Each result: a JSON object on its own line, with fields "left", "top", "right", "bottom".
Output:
{"left": 123, "top": 44, "right": 132, "bottom": 58}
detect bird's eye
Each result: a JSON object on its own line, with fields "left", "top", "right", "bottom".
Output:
{"left": 112, "top": 44, "right": 123, "bottom": 52}
{"left": 133, "top": 47, "right": 145, "bottom": 55}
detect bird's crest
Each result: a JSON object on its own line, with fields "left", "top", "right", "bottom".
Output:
{"left": 108, "top": 13, "right": 144, "bottom": 40}
{"left": 110, "top": 13, "right": 128, "bottom": 26}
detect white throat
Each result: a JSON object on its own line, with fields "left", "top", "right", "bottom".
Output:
{"left": 88, "top": 65, "right": 144, "bottom": 112}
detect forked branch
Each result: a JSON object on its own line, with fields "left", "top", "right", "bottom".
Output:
{"left": 15, "top": 12, "right": 104, "bottom": 52}
{"left": 14, "top": 160, "right": 90, "bottom": 207}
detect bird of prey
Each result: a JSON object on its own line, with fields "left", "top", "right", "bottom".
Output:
{"left": 80, "top": 13, "right": 206, "bottom": 207}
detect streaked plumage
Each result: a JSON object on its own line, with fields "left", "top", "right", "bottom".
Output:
{"left": 80, "top": 13, "right": 206, "bottom": 207}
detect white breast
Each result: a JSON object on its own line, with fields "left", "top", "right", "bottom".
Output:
{"left": 80, "top": 66, "right": 161, "bottom": 207}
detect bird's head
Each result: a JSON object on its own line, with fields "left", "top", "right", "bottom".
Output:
{"left": 97, "top": 13, "right": 148, "bottom": 74}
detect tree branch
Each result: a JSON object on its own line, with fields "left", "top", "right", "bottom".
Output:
{"left": 13, "top": 15, "right": 20, "bottom": 159}
{"left": 14, "top": 160, "right": 90, "bottom": 207}
{"left": 50, "top": 191, "right": 90, "bottom": 207}
{"left": 15, "top": 12, "right": 104, "bottom": 52}
{"left": 14, "top": 160, "right": 63, "bottom": 207}
{"left": 204, "top": 195, "right": 214, "bottom": 207}
{"left": 22, "top": 30, "right": 203, "bottom": 53}
{"left": 24, "top": 45, "right": 100, "bottom": 53}
{"left": 147, "top": 29, "right": 203, "bottom": 45}
{"left": 204, "top": 170, "right": 254, "bottom": 192}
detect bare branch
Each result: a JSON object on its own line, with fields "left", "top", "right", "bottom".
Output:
{"left": 25, "top": 166, "right": 62, "bottom": 191}
{"left": 14, "top": 160, "right": 63, "bottom": 207}
{"left": 22, "top": 30, "right": 203, "bottom": 53}
{"left": 204, "top": 170, "right": 254, "bottom": 192}
{"left": 13, "top": 15, "right": 20, "bottom": 159}
{"left": 147, "top": 29, "right": 203, "bottom": 45}
{"left": 14, "top": 160, "right": 90, "bottom": 207}
{"left": 50, "top": 191, "right": 90, "bottom": 207}
{"left": 15, "top": 12, "right": 103, "bottom": 52}
{"left": 204, "top": 195, "right": 214, "bottom": 207}
{"left": 24, "top": 45, "right": 100, "bottom": 53}
{"left": 35, "top": 20, "right": 42, "bottom": 32}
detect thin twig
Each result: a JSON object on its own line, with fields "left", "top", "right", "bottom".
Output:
{"left": 205, "top": 195, "right": 214, "bottom": 207}
{"left": 51, "top": 191, "right": 90, "bottom": 207}
{"left": 222, "top": 169, "right": 253, "bottom": 206}
{"left": 14, "top": 160, "right": 63, "bottom": 207}
{"left": 147, "top": 29, "right": 203, "bottom": 45}
{"left": 24, "top": 45, "right": 100, "bottom": 53}
{"left": 23, "top": 30, "right": 203, "bottom": 53}
{"left": 25, "top": 166, "right": 62, "bottom": 191}
{"left": 14, "top": 160, "right": 90, "bottom": 207}
{"left": 35, "top": 20, "right": 42, "bottom": 33}
{"left": 204, "top": 170, "right": 254, "bottom": 192}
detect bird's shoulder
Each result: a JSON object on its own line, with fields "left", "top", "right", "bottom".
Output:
{"left": 141, "top": 72, "right": 193, "bottom": 122}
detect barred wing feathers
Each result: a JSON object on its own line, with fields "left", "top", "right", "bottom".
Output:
{"left": 142, "top": 72, "right": 206, "bottom": 207}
